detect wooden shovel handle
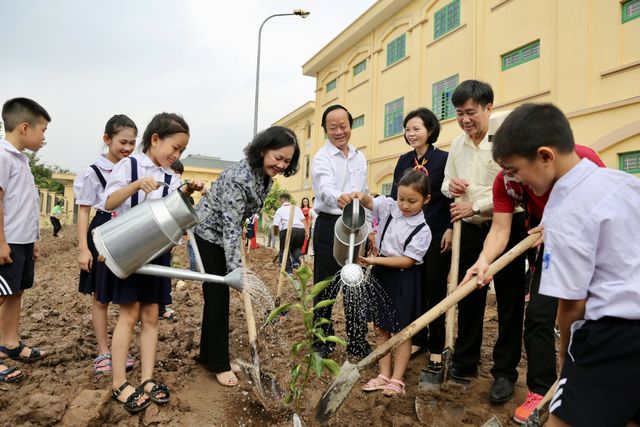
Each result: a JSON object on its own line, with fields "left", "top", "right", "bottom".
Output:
{"left": 276, "top": 202, "right": 296, "bottom": 300}
{"left": 239, "top": 243, "right": 258, "bottom": 343}
{"left": 445, "top": 197, "right": 463, "bottom": 347}
{"left": 357, "top": 232, "right": 541, "bottom": 368}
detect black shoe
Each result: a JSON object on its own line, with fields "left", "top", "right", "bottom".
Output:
{"left": 489, "top": 377, "right": 514, "bottom": 403}
{"left": 450, "top": 366, "right": 478, "bottom": 379}
{"left": 426, "top": 360, "right": 443, "bottom": 373}
{"left": 346, "top": 342, "right": 372, "bottom": 358}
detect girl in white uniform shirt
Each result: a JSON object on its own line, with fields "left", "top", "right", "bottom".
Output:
{"left": 102, "top": 113, "right": 203, "bottom": 414}
{"left": 352, "top": 169, "right": 432, "bottom": 397}
{"left": 73, "top": 115, "right": 137, "bottom": 376}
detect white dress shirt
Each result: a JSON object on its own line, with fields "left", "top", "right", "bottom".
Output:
{"left": 272, "top": 203, "right": 306, "bottom": 231}
{"left": 102, "top": 152, "right": 180, "bottom": 216}
{"left": 373, "top": 196, "right": 431, "bottom": 264}
{"left": 73, "top": 154, "right": 115, "bottom": 210}
{"left": 441, "top": 132, "right": 501, "bottom": 224}
{"left": 540, "top": 159, "right": 640, "bottom": 321}
{"left": 311, "top": 141, "right": 368, "bottom": 216}
{"left": 0, "top": 139, "right": 40, "bottom": 243}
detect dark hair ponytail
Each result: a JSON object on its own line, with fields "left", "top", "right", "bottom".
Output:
{"left": 140, "top": 113, "right": 189, "bottom": 153}
{"left": 104, "top": 114, "right": 137, "bottom": 138}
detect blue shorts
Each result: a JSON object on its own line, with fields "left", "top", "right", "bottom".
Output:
{"left": 0, "top": 243, "right": 35, "bottom": 296}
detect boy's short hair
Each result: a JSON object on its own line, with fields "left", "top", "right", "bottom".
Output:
{"left": 2, "top": 98, "right": 51, "bottom": 132}
{"left": 279, "top": 192, "right": 291, "bottom": 202}
{"left": 492, "top": 103, "right": 575, "bottom": 161}
{"left": 451, "top": 80, "right": 494, "bottom": 108}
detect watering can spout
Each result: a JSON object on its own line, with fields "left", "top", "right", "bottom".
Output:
{"left": 224, "top": 268, "right": 245, "bottom": 292}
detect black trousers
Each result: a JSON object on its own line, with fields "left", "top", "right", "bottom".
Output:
{"left": 278, "top": 227, "right": 305, "bottom": 272}
{"left": 50, "top": 216, "right": 62, "bottom": 236}
{"left": 452, "top": 214, "right": 526, "bottom": 382}
{"left": 413, "top": 231, "right": 450, "bottom": 355}
{"left": 195, "top": 234, "right": 230, "bottom": 373}
{"left": 524, "top": 244, "right": 558, "bottom": 395}
{"left": 312, "top": 214, "right": 368, "bottom": 352}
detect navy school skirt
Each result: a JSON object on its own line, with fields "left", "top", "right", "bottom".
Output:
{"left": 371, "top": 263, "right": 422, "bottom": 333}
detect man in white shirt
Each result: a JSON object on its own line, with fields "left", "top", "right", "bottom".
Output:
{"left": 492, "top": 102, "right": 640, "bottom": 427}
{"left": 272, "top": 193, "right": 308, "bottom": 272}
{"left": 441, "top": 80, "right": 526, "bottom": 403}
{"left": 311, "top": 104, "right": 371, "bottom": 359}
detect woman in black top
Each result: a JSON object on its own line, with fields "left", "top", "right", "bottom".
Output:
{"left": 390, "top": 107, "right": 452, "bottom": 372}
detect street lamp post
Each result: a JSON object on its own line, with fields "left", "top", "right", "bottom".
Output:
{"left": 253, "top": 9, "right": 310, "bottom": 136}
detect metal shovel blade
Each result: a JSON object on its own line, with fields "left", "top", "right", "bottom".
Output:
{"left": 314, "top": 361, "right": 360, "bottom": 423}
{"left": 418, "top": 368, "right": 443, "bottom": 392}
{"left": 480, "top": 416, "right": 504, "bottom": 427}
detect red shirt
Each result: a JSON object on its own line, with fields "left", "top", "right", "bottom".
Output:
{"left": 493, "top": 145, "right": 605, "bottom": 221}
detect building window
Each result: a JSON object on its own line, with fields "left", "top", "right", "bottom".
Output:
{"left": 386, "top": 33, "right": 406, "bottom": 66}
{"left": 432, "top": 74, "right": 458, "bottom": 120}
{"left": 623, "top": 0, "right": 640, "bottom": 23}
{"left": 353, "top": 59, "right": 367, "bottom": 76}
{"left": 306, "top": 123, "right": 312, "bottom": 139}
{"left": 434, "top": 0, "right": 460, "bottom": 39}
{"left": 305, "top": 154, "right": 311, "bottom": 179}
{"left": 502, "top": 40, "right": 540, "bottom": 71}
{"left": 326, "top": 79, "right": 337, "bottom": 92}
{"left": 384, "top": 97, "right": 404, "bottom": 138}
{"left": 381, "top": 183, "right": 393, "bottom": 196}
{"left": 352, "top": 115, "right": 364, "bottom": 129}
{"left": 620, "top": 151, "right": 640, "bottom": 174}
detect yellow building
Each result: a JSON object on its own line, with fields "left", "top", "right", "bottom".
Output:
{"left": 276, "top": 0, "right": 640, "bottom": 197}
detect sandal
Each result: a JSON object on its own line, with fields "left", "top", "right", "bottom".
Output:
{"left": 362, "top": 374, "right": 390, "bottom": 392}
{"left": 140, "top": 379, "right": 170, "bottom": 404}
{"left": 93, "top": 354, "right": 112, "bottom": 375}
{"left": 159, "top": 307, "right": 176, "bottom": 321}
{"left": 382, "top": 379, "right": 406, "bottom": 397}
{"left": 215, "top": 370, "right": 238, "bottom": 387}
{"left": 0, "top": 342, "right": 46, "bottom": 363}
{"left": 0, "top": 360, "right": 24, "bottom": 383}
{"left": 112, "top": 381, "right": 150, "bottom": 414}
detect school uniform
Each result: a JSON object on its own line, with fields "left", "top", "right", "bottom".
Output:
{"left": 540, "top": 159, "right": 640, "bottom": 427}
{"left": 0, "top": 139, "right": 40, "bottom": 296}
{"left": 97, "top": 152, "right": 178, "bottom": 305}
{"left": 370, "top": 197, "right": 431, "bottom": 333}
{"left": 74, "top": 154, "right": 116, "bottom": 295}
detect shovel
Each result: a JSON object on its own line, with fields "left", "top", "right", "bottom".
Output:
{"left": 275, "top": 202, "right": 297, "bottom": 307}
{"left": 419, "top": 197, "right": 463, "bottom": 391}
{"left": 481, "top": 379, "right": 558, "bottom": 427}
{"left": 314, "top": 232, "right": 541, "bottom": 423}
{"left": 235, "top": 241, "right": 284, "bottom": 405}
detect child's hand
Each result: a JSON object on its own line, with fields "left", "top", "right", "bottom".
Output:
{"left": 184, "top": 180, "right": 205, "bottom": 194}
{"left": 358, "top": 255, "right": 376, "bottom": 266}
{"left": 0, "top": 242, "right": 12, "bottom": 265}
{"left": 528, "top": 224, "right": 544, "bottom": 247}
{"left": 78, "top": 248, "right": 93, "bottom": 272}
{"left": 33, "top": 242, "right": 39, "bottom": 260}
{"left": 137, "top": 177, "right": 161, "bottom": 194}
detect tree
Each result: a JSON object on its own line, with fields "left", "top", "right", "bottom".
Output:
{"left": 26, "top": 151, "right": 68, "bottom": 193}
{"left": 261, "top": 181, "right": 296, "bottom": 217}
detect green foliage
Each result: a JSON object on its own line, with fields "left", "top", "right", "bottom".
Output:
{"left": 26, "top": 150, "right": 68, "bottom": 193}
{"left": 261, "top": 181, "right": 296, "bottom": 217}
{"left": 267, "top": 265, "right": 345, "bottom": 411}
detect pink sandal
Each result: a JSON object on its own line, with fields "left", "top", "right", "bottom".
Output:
{"left": 382, "top": 379, "right": 405, "bottom": 397}
{"left": 362, "top": 374, "right": 390, "bottom": 392}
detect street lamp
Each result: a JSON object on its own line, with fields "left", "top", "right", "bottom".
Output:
{"left": 253, "top": 9, "right": 310, "bottom": 136}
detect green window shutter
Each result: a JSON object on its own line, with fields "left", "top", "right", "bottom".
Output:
{"left": 381, "top": 183, "right": 393, "bottom": 196}
{"left": 326, "top": 79, "right": 337, "bottom": 92}
{"left": 502, "top": 40, "right": 540, "bottom": 71}
{"left": 623, "top": 0, "right": 640, "bottom": 22}
{"left": 386, "top": 33, "right": 406, "bottom": 66}
{"left": 384, "top": 97, "right": 404, "bottom": 138}
{"left": 434, "top": 0, "right": 460, "bottom": 39}
{"left": 352, "top": 115, "right": 365, "bottom": 129}
{"left": 620, "top": 151, "right": 640, "bottom": 173}
{"left": 353, "top": 59, "right": 367, "bottom": 76}
{"left": 432, "top": 74, "right": 459, "bottom": 120}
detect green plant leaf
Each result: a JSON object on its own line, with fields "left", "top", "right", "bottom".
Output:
{"left": 311, "top": 352, "right": 324, "bottom": 377}
{"left": 310, "top": 277, "right": 335, "bottom": 298}
{"left": 313, "top": 318, "right": 331, "bottom": 327}
{"left": 291, "top": 342, "right": 306, "bottom": 356}
{"left": 322, "top": 359, "right": 341, "bottom": 376}
{"left": 314, "top": 299, "right": 337, "bottom": 310}
{"left": 266, "top": 303, "right": 293, "bottom": 323}
{"left": 283, "top": 393, "right": 293, "bottom": 405}
{"left": 324, "top": 335, "right": 347, "bottom": 346}
{"left": 296, "top": 264, "right": 312, "bottom": 285}
{"left": 313, "top": 329, "right": 326, "bottom": 343}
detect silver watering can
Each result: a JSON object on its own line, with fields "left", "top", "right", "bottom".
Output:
{"left": 333, "top": 198, "right": 368, "bottom": 287}
{"left": 92, "top": 187, "right": 244, "bottom": 292}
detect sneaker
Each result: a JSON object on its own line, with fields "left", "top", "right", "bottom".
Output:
{"left": 514, "top": 391, "right": 544, "bottom": 423}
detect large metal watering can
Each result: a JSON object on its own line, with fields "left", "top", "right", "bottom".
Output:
{"left": 92, "top": 188, "right": 244, "bottom": 292}
{"left": 334, "top": 199, "right": 368, "bottom": 287}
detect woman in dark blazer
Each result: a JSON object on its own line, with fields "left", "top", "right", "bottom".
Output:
{"left": 390, "top": 107, "right": 452, "bottom": 373}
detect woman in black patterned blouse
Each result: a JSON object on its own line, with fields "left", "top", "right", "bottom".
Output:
{"left": 193, "top": 126, "right": 300, "bottom": 386}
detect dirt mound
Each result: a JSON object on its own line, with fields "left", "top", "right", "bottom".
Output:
{"left": 0, "top": 227, "right": 531, "bottom": 426}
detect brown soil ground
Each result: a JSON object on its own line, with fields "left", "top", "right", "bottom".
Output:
{"left": 1, "top": 227, "right": 536, "bottom": 426}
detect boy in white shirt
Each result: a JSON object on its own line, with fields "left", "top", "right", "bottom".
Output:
{"left": 272, "top": 193, "right": 308, "bottom": 272}
{"left": 0, "top": 98, "right": 51, "bottom": 380}
{"left": 492, "top": 102, "right": 640, "bottom": 427}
